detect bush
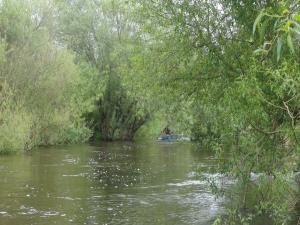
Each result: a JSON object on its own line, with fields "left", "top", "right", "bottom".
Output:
{"left": 0, "top": 106, "right": 31, "bottom": 154}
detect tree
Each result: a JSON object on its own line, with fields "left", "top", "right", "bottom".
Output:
{"left": 0, "top": 0, "right": 90, "bottom": 153}
{"left": 56, "top": 0, "right": 152, "bottom": 140}
{"left": 133, "top": 0, "right": 300, "bottom": 223}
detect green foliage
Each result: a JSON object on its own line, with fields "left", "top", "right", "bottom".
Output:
{"left": 56, "top": 0, "right": 152, "bottom": 141}
{"left": 135, "top": 114, "right": 165, "bottom": 141}
{"left": 86, "top": 74, "right": 150, "bottom": 141}
{"left": 253, "top": 0, "right": 300, "bottom": 61}
{"left": 0, "top": 104, "right": 32, "bottom": 154}
{"left": 0, "top": 0, "right": 91, "bottom": 153}
{"left": 0, "top": 0, "right": 299, "bottom": 223}
{"left": 133, "top": 0, "right": 300, "bottom": 223}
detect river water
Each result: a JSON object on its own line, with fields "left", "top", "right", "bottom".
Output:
{"left": 0, "top": 142, "right": 228, "bottom": 225}
{"left": 1, "top": 142, "right": 298, "bottom": 225}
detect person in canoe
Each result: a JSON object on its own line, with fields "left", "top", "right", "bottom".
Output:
{"left": 163, "top": 126, "right": 171, "bottom": 135}
{"left": 158, "top": 126, "right": 172, "bottom": 141}
{"left": 160, "top": 130, "right": 166, "bottom": 135}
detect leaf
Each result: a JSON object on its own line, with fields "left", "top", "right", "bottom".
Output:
{"left": 287, "top": 33, "right": 295, "bottom": 54}
{"left": 294, "top": 14, "right": 300, "bottom": 23}
{"left": 253, "top": 10, "right": 265, "bottom": 35}
{"left": 276, "top": 36, "right": 283, "bottom": 62}
{"left": 254, "top": 48, "right": 267, "bottom": 55}
{"left": 292, "top": 22, "right": 300, "bottom": 38}
{"left": 294, "top": 27, "right": 300, "bottom": 41}
{"left": 259, "top": 19, "right": 269, "bottom": 44}
{"left": 282, "top": 20, "right": 293, "bottom": 32}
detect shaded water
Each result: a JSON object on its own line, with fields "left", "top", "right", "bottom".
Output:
{"left": 0, "top": 142, "right": 227, "bottom": 225}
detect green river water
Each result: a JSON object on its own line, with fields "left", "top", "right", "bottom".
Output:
{"left": 0, "top": 142, "right": 298, "bottom": 225}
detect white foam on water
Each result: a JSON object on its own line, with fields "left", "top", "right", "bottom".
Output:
{"left": 167, "top": 180, "right": 206, "bottom": 187}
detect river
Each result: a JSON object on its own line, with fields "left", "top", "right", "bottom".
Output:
{"left": 0, "top": 142, "right": 298, "bottom": 225}
{"left": 0, "top": 142, "right": 227, "bottom": 225}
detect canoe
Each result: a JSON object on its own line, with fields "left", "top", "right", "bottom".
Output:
{"left": 158, "top": 135, "right": 172, "bottom": 141}
{"left": 158, "top": 134, "right": 191, "bottom": 142}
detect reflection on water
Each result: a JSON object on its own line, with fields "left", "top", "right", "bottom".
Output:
{"left": 0, "top": 142, "right": 225, "bottom": 225}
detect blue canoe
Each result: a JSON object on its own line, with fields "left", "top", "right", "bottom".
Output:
{"left": 158, "top": 135, "right": 171, "bottom": 141}
{"left": 158, "top": 135, "right": 177, "bottom": 142}
{"left": 158, "top": 134, "right": 191, "bottom": 142}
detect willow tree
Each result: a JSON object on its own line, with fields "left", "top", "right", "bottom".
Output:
{"left": 56, "top": 0, "right": 153, "bottom": 141}
{"left": 0, "top": 0, "right": 90, "bottom": 153}
{"left": 134, "top": 0, "right": 300, "bottom": 223}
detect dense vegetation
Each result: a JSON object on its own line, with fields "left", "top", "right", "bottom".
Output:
{"left": 0, "top": 0, "right": 299, "bottom": 224}
{"left": 0, "top": 0, "right": 91, "bottom": 153}
{"left": 134, "top": 1, "right": 300, "bottom": 223}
